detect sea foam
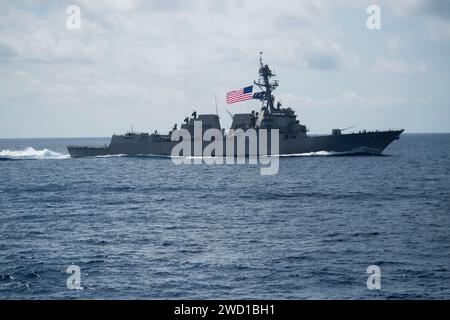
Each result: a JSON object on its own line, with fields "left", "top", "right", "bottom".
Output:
{"left": 0, "top": 147, "right": 69, "bottom": 160}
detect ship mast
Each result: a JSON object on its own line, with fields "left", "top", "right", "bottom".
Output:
{"left": 254, "top": 52, "right": 279, "bottom": 113}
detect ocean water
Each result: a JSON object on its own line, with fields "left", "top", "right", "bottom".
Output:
{"left": 0, "top": 134, "right": 449, "bottom": 299}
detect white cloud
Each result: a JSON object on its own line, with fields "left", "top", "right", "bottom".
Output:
{"left": 0, "top": 0, "right": 357, "bottom": 68}
{"left": 370, "top": 56, "right": 426, "bottom": 75}
{"left": 0, "top": 0, "right": 359, "bottom": 113}
{"left": 384, "top": 38, "right": 403, "bottom": 55}
{"left": 387, "top": 0, "right": 450, "bottom": 41}
{"left": 77, "top": 0, "right": 139, "bottom": 12}
{"left": 0, "top": 0, "right": 448, "bottom": 137}
{"left": 427, "top": 19, "right": 450, "bottom": 41}
{"left": 282, "top": 90, "right": 435, "bottom": 110}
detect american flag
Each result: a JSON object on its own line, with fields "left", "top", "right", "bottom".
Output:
{"left": 226, "top": 85, "right": 253, "bottom": 104}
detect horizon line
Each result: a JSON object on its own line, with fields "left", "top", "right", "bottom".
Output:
{"left": 1, "top": 131, "right": 450, "bottom": 140}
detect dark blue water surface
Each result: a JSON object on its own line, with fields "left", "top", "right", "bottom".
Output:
{"left": 0, "top": 134, "right": 449, "bottom": 299}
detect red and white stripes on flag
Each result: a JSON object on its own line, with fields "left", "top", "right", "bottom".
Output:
{"left": 226, "top": 85, "right": 253, "bottom": 104}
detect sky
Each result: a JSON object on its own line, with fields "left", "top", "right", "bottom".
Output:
{"left": 0, "top": 0, "right": 449, "bottom": 138}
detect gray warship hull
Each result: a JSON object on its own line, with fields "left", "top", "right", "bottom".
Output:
{"left": 67, "top": 129, "right": 404, "bottom": 158}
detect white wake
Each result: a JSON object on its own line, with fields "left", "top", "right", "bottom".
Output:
{"left": 280, "top": 151, "right": 341, "bottom": 157}
{"left": 0, "top": 147, "right": 69, "bottom": 160}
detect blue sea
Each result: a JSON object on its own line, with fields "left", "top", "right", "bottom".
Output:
{"left": 0, "top": 134, "right": 449, "bottom": 299}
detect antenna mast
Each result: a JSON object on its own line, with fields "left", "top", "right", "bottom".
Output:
{"left": 254, "top": 52, "right": 279, "bottom": 114}
{"left": 214, "top": 94, "right": 219, "bottom": 117}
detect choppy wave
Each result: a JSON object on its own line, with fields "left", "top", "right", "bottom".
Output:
{"left": 1, "top": 134, "right": 449, "bottom": 299}
{"left": 0, "top": 147, "right": 69, "bottom": 160}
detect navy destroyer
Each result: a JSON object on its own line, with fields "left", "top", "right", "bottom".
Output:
{"left": 67, "top": 55, "right": 404, "bottom": 158}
